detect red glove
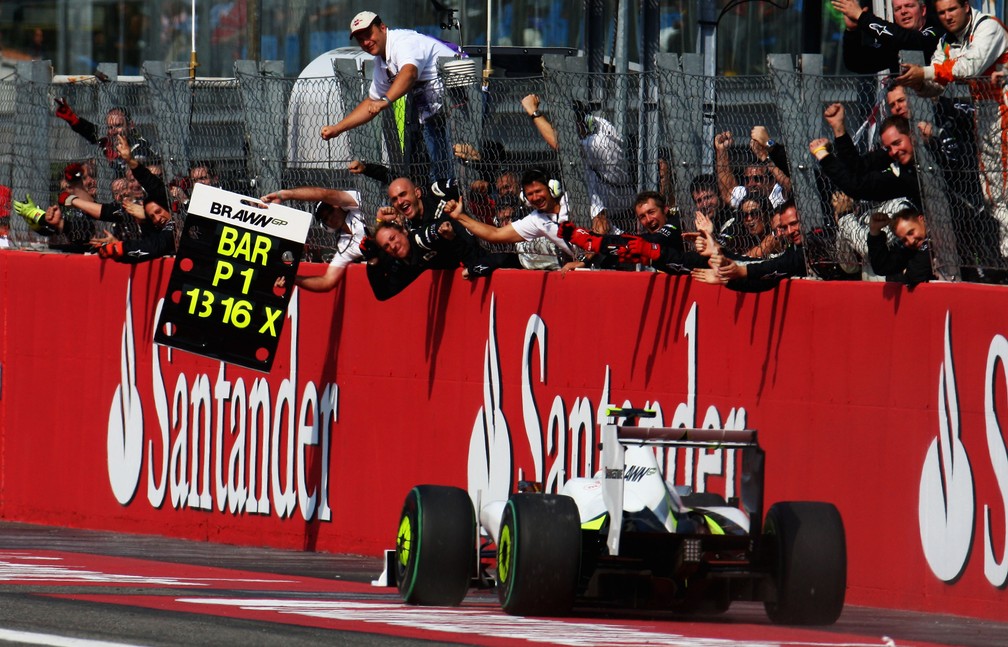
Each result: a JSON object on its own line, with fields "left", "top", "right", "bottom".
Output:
{"left": 63, "top": 162, "right": 85, "bottom": 183}
{"left": 97, "top": 241, "right": 124, "bottom": 259}
{"left": 54, "top": 97, "right": 80, "bottom": 126}
{"left": 618, "top": 237, "right": 662, "bottom": 264}
{"left": 359, "top": 236, "right": 379, "bottom": 260}
{"left": 58, "top": 191, "right": 77, "bottom": 208}
{"left": 558, "top": 221, "right": 604, "bottom": 252}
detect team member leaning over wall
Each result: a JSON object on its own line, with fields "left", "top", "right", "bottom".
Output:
{"left": 87, "top": 135, "right": 176, "bottom": 263}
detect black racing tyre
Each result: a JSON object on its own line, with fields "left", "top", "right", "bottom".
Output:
{"left": 395, "top": 485, "right": 475, "bottom": 606}
{"left": 496, "top": 493, "right": 581, "bottom": 616}
{"left": 763, "top": 501, "right": 846, "bottom": 625}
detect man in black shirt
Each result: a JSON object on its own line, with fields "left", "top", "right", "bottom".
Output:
{"left": 810, "top": 104, "right": 921, "bottom": 207}
{"left": 363, "top": 217, "right": 484, "bottom": 300}
{"left": 694, "top": 200, "right": 808, "bottom": 291}
{"left": 833, "top": 0, "right": 940, "bottom": 74}
{"left": 53, "top": 100, "right": 158, "bottom": 174}
{"left": 88, "top": 135, "right": 175, "bottom": 263}
{"left": 867, "top": 208, "right": 935, "bottom": 286}
{"left": 381, "top": 176, "right": 459, "bottom": 229}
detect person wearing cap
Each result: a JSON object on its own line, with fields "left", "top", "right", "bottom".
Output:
{"left": 45, "top": 161, "right": 106, "bottom": 250}
{"left": 10, "top": 167, "right": 94, "bottom": 251}
{"left": 11, "top": 177, "right": 99, "bottom": 254}
{"left": 321, "top": 11, "right": 461, "bottom": 184}
{"left": 260, "top": 186, "right": 366, "bottom": 292}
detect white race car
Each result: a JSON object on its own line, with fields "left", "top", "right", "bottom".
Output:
{"left": 391, "top": 407, "right": 846, "bottom": 624}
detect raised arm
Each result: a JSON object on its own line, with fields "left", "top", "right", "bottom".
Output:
{"left": 446, "top": 198, "right": 524, "bottom": 244}
{"left": 260, "top": 186, "right": 359, "bottom": 209}
{"left": 321, "top": 64, "right": 419, "bottom": 141}
{"left": 521, "top": 94, "right": 559, "bottom": 151}
{"left": 751, "top": 126, "right": 792, "bottom": 194}
{"left": 714, "top": 131, "right": 738, "bottom": 205}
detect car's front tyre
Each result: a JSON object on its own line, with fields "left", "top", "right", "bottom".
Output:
{"left": 395, "top": 485, "right": 475, "bottom": 606}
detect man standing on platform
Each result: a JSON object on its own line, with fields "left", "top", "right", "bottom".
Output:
{"left": 320, "top": 11, "right": 460, "bottom": 183}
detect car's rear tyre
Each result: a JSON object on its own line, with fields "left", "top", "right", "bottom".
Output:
{"left": 763, "top": 501, "right": 846, "bottom": 625}
{"left": 395, "top": 485, "right": 475, "bottom": 606}
{"left": 496, "top": 493, "right": 581, "bottom": 616}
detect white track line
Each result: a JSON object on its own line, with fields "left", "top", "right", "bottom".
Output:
{"left": 0, "top": 628, "right": 146, "bottom": 647}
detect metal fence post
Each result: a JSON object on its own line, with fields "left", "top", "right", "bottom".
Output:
{"left": 235, "top": 60, "right": 285, "bottom": 197}
{"left": 768, "top": 54, "right": 824, "bottom": 230}
{"left": 143, "top": 60, "right": 193, "bottom": 185}
{"left": 11, "top": 60, "right": 52, "bottom": 242}
{"left": 900, "top": 50, "right": 960, "bottom": 282}
{"left": 542, "top": 54, "right": 591, "bottom": 225}
{"left": 657, "top": 53, "right": 706, "bottom": 226}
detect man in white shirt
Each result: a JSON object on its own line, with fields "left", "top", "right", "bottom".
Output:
{"left": 320, "top": 11, "right": 460, "bottom": 183}
{"left": 260, "top": 186, "right": 366, "bottom": 292}
{"left": 446, "top": 168, "right": 578, "bottom": 270}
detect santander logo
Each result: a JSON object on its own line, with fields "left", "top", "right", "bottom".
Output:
{"left": 467, "top": 296, "right": 748, "bottom": 507}
{"left": 106, "top": 278, "right": 145, "bottom": 505}
{"left": 918, "top": 311, "right": 1008, "bottom": 587}
{"left": 918, "top": 311, "right": 975, "bottom": 582}
{"left": 106, "top": 277, "right": 338, "bottom": 522}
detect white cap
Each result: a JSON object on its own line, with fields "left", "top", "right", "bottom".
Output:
{"left": 349, "top": 11, "right": 379, "bottom": 36}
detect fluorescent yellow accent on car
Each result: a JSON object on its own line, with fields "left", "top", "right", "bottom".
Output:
{"left": 582, "top": 513, "right": 607, "bottom": 530}
{"left": 396, "top": 515, "right": 412, "bottom": 565}
{"left": 703, "top": 515, "right": 726, "bottom": 535}
{"left": 497, "top": 524, "right": 512, "bottom": 583}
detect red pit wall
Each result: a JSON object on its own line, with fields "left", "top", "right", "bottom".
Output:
{"left": 0, "top": 250, "right": 1006, "bottom": 621}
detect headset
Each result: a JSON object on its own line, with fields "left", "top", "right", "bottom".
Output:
{"left": 313, "top": 201, "right": 348, "bottom": 233}
{"left": 519, "top": 168, "right": 563, "bottom": 208}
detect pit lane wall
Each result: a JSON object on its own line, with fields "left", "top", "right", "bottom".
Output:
{"left": 0, "top": 250, "right": 1006, "bottom": 620}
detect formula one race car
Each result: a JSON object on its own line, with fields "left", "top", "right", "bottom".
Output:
{"left": 391, "top": 408, "right": 846, "bottom": 624}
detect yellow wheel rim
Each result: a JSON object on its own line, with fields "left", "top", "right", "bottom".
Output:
{"left": 396, "top": 515, "right": 412, "bottom": 567}
{"left": 497, "top": 524, "right": 512, "bottom": 584}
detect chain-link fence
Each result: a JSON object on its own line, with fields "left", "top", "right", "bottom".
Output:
{"left": 1, "top": 54, "right": 1007, "bottom": 283}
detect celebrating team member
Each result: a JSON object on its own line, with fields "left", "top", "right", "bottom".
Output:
{"left": 53, "top": 99, "right": 157, "bottom": 173}
{"left": 559, "top": 191, "right": 705, "bottom": 274}
{"left": 363, "top": 216, "right": 484, "bottom": 301}
{"left": 260, "top": 187, "right": 366, "bottom": 293}
{"left": 446, "top": 168, "right": 577, "bottom": 270}
{"left": 89, "top": 135, "right": 175, "bottom": 262}
{"left": 321, "top": 11, "right": 461, "bottom": 183}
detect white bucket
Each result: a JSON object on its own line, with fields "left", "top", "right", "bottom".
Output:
{"left": 442, "top": 57, "right": 478, "bottom": 89}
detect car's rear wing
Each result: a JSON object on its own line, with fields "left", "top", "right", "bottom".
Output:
{"left": 600, "top": 408, "right": 765, "bottom": 556}
{"left": 617, "top": 426, "right": 758, "bottom": 446}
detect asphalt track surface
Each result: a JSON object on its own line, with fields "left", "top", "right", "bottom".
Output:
{"left": 0, "top": 522, "right": 1002, "bottom": 647}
